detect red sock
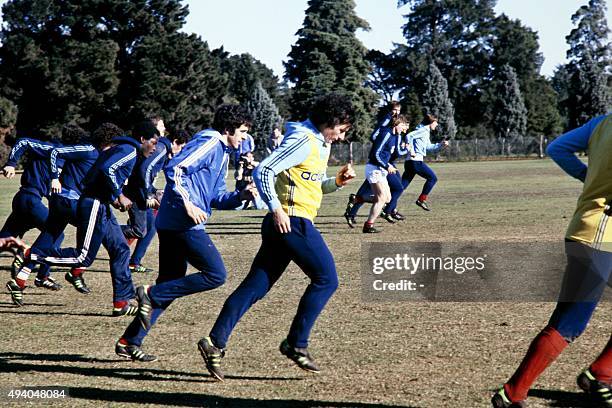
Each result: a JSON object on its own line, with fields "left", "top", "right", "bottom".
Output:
{"left": 70, "top": 267, "right": 84, "bottom": 277}
{"left": 590, "top": 335, "right": 612, "bottom": 384}
{"left": 15, "top": 278, "right": 26, "bottom": 289}
{"left": 126, "top": 238, "right": 135, "bottom": 246}
{"left": 419, "top": 193, "right": 428, "bottom": 202}
{"left": 505, "top": 326, "right": 568, "bottom": 401}
{"left": 118, "top": 338, "right": 128, "bottom": 346}
{"left": 113, "top": 300, "right": 127, "bottom": 309}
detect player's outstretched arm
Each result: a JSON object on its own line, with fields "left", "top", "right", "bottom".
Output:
{"left": 546, "top": 115, "right": 607, "bottom": 181}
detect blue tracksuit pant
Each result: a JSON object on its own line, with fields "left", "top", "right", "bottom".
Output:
{"left": 30, "top": 196, "right": 134, "bottom": 302}
{"left": 22, "top": 195, "right": 73, "bottom": 279}
{"left": 0, "top": 189, "right": 52, "bottom": 278}
{"left": 129, "top": 208, "right": 156, "bottom": 266}
{"left": 209, "top": 214, "right": 338, "bottom": 349}
{"left": 121, "top": 228, "right": 226, "bottom": 346}
{"left": 349, "top": 172, "right": 404, "bottom": 217}
{"left": 547, "top": 240, "right": 612, "bottom": 342}
{"left": 402, "top": 160, "right": 438, "bottom": 194}
{"left": 121, "top": 205, "right": 148, "bottom": 240}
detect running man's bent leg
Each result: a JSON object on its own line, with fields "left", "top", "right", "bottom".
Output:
{"left": 121, "top": 229, "right": 189, "bottom": 346}
{"left": 130, "top": 209, "right": 156, "bottom": 266}
{"left": 30, "top": 197, "right": 105, "bottom": 268}
{"left": 285, "top": 218, "right": 338, "bottom": 348}
{"left": 209, "top": 214, "right": 291, "bottom": 349}
{"left": 414, "top": 161, "right": 438, "bottom": 196}
{"left": 101, "top": 211, "right": 135, "bottom": 303}
{"left": 384, "top": 172, "right": 405, "bottom": 214}
{"left": 148, "top": 229, "right": 226, "bottom": 305}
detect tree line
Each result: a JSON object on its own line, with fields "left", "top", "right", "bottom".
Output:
{"left": 0, "top": 0, "right": 609, "bottom": 150}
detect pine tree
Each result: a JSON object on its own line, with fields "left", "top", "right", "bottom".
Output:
{"left": 245, "top": 81, "right": 282, "bottom": 151}
{"left": 493, "top": 65, "right": 527, "bottom": 142}
{"left": 421, "top": 61, "right": 456, "bottom": 139}
{"left": 570, "top": 54, "right": 610, "bottom": 126}
{"left": 560, "top": 0, "right": 611, "bottom": 128}
{"left": 284, "top": 0, "right": 378, "bottom": 141}
{"left": 566, "top": 0, "right": 611, "bottom": 69}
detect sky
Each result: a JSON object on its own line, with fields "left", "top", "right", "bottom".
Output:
{"left": 182, "top": 0, "right": 611, "bottom": 79}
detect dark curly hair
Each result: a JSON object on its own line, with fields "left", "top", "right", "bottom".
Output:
{"left": 172, "top": 129, "right": 192, "bottom": 145}
{"left": 308, "top": 93, "right": 355, "bottom": 129}
{"left": 61, "top": 123, "right": 90, "bottom": 145}
{"left": 212, "top": 104, "right": 252, "bottom": 135}
{"left": 132, "top": 120, "right": 160, "bottom": 141}
{"left": 92, "top": 123, "right": 124, "bottom": 148}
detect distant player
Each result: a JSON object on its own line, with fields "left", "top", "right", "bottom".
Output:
{"left": 370, "top": 100, "right": 401, "bottom": 142}
{"left": 344, "top": 103, "right": 408, "bottom": 227}
{"left": 492, "top": 113, "right": 612, "bottom": 408}
{"left": 393, "top": 113, "right": 448, "bottom": 213}
{"left": 361, "top": 114, "right": 409, "bottom": 233}
{"left": 115, "top": 104, "right": 256, "bottom": 362}
{"left": 198, "top": 93, "right": 356, "bottom": 380}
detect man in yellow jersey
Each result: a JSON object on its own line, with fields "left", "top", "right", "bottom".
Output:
{"left": 198, "top": 94, "right": 356, "bottom": 380}
{"left": 492, "top": 113, "right": 612, "bottom": 408}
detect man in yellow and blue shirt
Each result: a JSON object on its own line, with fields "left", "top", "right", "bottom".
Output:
{"left": 198, "top": 94, "right": 356, "bottom": 380}
{"left": 493, "top": 113, "right": 612, "bottom": 408}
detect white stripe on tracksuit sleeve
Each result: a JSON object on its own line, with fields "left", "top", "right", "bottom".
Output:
{"left": 253, "top": 133, "right": 311, "bottom": 211}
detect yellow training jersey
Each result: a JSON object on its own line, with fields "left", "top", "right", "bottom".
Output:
{"left": 255, "top": 120, "right": 340, "bottom": 222}
{"left": 275, "top": 133, "right": 330, "bottom": 221}
{"left": 566, "top": 115, "right": 612, "bottom": 251}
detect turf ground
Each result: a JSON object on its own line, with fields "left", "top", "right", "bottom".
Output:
{"left": 0, "top": 159, "right": 610, "bottom": 407}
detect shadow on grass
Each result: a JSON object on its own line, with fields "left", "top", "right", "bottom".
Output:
{"left": 206, "top": 231, "right": 261, "bottom": 236}
{"left": 0, "top": 352, "right": 305, "bottom": 384}
{"left": 0, "top": 301, "right": 66, "bottom": 307}
{"left": 0, "top": 309, "right": 110, "bottom": 317}
{"left": 68, "top": 386, "right": 414, "bottom": 407}
{"left": 528, "top": 388, "right": 600, "bottom": 407}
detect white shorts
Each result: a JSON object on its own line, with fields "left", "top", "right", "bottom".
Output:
{"left": 365, "top": 163, "right": 388, "bottom": 184}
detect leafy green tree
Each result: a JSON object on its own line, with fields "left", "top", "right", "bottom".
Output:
{"left": 493, "top": 65, "right": 527, "bottom": 141}
{"left": 0, "top": 0, "right": 230, "bottom": 134}
{"left": 129, "top": 32, "right": 228, "bottom": 130}
{"left": 421, "top": 61, "right": 456, "bottom": 139}
{"left": 285, "top": 0, "right": 378, "bottom": 141}
{"left": 245, "top": 81, "right": 282, "bottom": 150}
{"left": 396, "top": 0, "right": 497, "bottom": 136}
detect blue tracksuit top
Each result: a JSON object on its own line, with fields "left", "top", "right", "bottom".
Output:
{"left": 144, "top": 136, "right": 172, "bottom": 196}
{"left": 5, "top": 138, "right": 61, "bottom": 198}
{"left": 123, "top": 137, "right": 172, "bottom": 208}
{"left": 546, "top": 114, "right": 608, "bottom": 182}
{"left": 80, "top": 136, "right": 140, "bottom": 203}
{"left": 370, "top": 113, "right": 393, "bottom": 142}
{"left": 406, "top": 126, "right": 442, "bottom": 161}
{"left": 155, "top": 129, "right": 243, "bottom": 231}
{"left": 50, "top": 143, "right": 99, "bottom": 200}
{"left": 367, "top": 127, "right": 405, "bottom": 169}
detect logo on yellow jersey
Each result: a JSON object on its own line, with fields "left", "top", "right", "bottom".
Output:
{"left": 300, "top": 171, "right": 325, "bottom": 182}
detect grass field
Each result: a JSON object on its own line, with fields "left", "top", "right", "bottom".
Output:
{"left": 0, "top": 159, "right": 610, "bottom": 408}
